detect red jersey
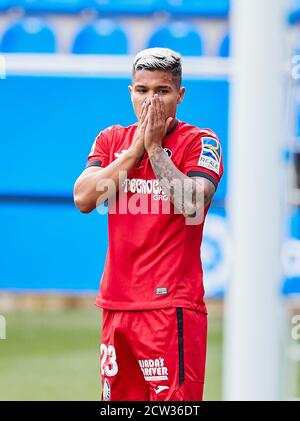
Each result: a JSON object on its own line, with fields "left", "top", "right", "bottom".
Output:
{"left": 86, "top": 121, "right": 224, "bottom": 312}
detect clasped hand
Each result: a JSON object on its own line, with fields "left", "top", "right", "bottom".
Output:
{"left": 132, "top": 94, "right": 174, "bottom": 158}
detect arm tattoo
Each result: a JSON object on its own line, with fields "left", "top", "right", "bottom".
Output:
{"left": 149, "top": 146, "right": 215, "bottom": 216}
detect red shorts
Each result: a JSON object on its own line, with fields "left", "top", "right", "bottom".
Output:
{"left": 100, "top": 307, "right": 207, "bottom": 401}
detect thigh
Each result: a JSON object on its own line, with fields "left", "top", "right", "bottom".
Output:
{"left": 128, "top": 308, "right": 207, "bottom": 401}
{"left": 169, "top": 308, "right": 207, "bottom": 401}
{"left": 100, "top": 309, "right": 149, "bottom": 401}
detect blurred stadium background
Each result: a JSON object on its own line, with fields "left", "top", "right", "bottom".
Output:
{"left": 0, "top": 0, "right": 299, "bottom": 400}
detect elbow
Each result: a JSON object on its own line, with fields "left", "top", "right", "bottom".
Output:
{"left": 183, "top": 201, "right": 204, "bottom": 218}
{"left": 184, "top": 210, "right": 197, "bottom": 218}
{"left": 183, "top": 202, "right": 197, "bottom": 218}
{"left": 73, "top": 191, "right": 94, "bottom": 214}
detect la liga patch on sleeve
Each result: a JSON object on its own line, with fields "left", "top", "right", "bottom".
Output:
{"left": 198, "top": 137, "right": 222, "bottom": 175}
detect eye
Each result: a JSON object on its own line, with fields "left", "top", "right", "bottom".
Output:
{"left": 158, "top": 89, "right": 169, "bottom": 94}
{"left": 136, "top": 88, "right": 147, "bottom": 93}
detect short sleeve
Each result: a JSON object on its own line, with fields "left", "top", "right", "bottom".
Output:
{"left": 85, "top": 128, "right": 111, "bottom": 169}
{"left": 182, "top": 132, "right": 224, "bottom": 190}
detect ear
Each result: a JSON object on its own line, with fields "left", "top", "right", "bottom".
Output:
{"left": 128, "top": 85, "right": 133, "bottom": 95}
{"left": 177, "top": 87, "right": 185, "bottom": 105}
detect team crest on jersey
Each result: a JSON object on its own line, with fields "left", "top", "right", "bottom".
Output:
{"left": 103, "top": 378, "right": 111, "bottom": 401}
{"left": 199, "top": 137, "right": 221, "bottom": 175}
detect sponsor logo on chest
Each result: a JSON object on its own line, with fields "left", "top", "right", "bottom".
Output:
{"left": 122, "top": 178, "right": 168, "bottom": 201}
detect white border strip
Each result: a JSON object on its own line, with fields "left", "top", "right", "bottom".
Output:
{"left": 1, "top": 53, "right": 231, "bottom": 78}
{"left": 0, "top": 55, "right": 6, "bottom": 79}
{"left": 144, "top": 375, "right": 168, "bottom": 381}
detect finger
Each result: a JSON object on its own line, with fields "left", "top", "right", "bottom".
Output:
{"left": 140, "top": 111, "right": 149, "bottom": 128}
{"left": 149, "top": 96, "right": 155, "bottom": 114}
{"left": 157, "top": 95, "right": 165, "bottom": 122}
{"left": 141, "top": 114, "right": 149, "bottom": 131}
{"left": 155, "top": 94, "right": 161, "bottom": 124}
{"left": 138, "top": 99, "right": 146, "bottom": 120}
{"left": 155, "top": 94, "right": 161, "bottom": 117}
{"left": 139, "top": 99, "right": 149, "bottom": 123}
{"left": 140, "top": 98, "right": 149, "bottom": 121}
{"left": 138, "top": 104, "right": 145, "bottom": 124}
{"left": 161, "top": 96, "right": 166, "bottom": 119}
{"left": 148, "top": 101, "right": 155, "bottom": 126}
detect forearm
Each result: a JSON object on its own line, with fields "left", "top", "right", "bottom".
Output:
{"left": 74, "top": 149, "right": 138, "bottom": 213}
{"left": 148, "top": 146, "right": 205, "bottom": 217}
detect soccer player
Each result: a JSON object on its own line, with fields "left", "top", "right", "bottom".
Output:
{"left": 74, "top": 48, "right": 224, "bottom": 401}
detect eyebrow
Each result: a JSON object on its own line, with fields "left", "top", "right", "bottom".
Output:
{"left": 134, "top": 84, "right": 172, "bottom": 89}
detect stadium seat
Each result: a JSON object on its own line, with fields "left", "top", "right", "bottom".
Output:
{"left": 13, "top": 0, "right": 89, "bottom": 14}
{"left": 295, "top": 103, "right": 300, "bottom": 138}
{"left": 0, "top": 17, "right": 56, "bottom": 53}
{"left": 282, "top": 209, "right": 300, "bottom": 295}
{"left": 92, "top": 0, "right": 159, "bottom": 15}
{"left": 289, "top": 0, "right": 300, "bottom": 24}
{"left": 0, "top": 0, "right": 13, "bottom": 11}
{"left": 164, "top": 0, "right": 229, "bottom": 17}
{"left": 147, "top": 21, "right": 203, "bottom": 56}
{"left": 72, "top": 19, "right": 128, "bottom": 54}
{"left": 291, "top": 209, "right": 300, "bottom": 238}
{"left": 218, "top": 32, "right": 230, "bottom": 57}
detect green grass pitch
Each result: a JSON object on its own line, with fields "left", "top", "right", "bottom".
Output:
{"left": 0, "top": 307, "right": 222, "bottom": 400}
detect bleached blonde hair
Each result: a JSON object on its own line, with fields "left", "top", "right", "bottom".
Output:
{"left": 132, "top": 47, "right": 182, "bottom": 89}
